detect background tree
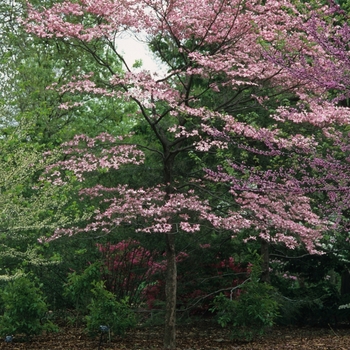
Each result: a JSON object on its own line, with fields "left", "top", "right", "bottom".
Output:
{"left": 0, "top": 0, "right": 142, "bottom": 301}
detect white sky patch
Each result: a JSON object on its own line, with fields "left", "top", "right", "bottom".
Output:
{"left": 115, "top": 33, "right": 168, "bottom": 77}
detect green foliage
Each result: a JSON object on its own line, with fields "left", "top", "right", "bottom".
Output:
{"left": 0, "top": 275, "right": 57, "bottom": 338}
{"left": 276, "top": 278, "right": 341, "bottom": 326}
{"left": 64, "top": 262, "right": 103, "bottom": 312}
{"left": 269, "top": 248, "right": 345, "bottom": 326}
{"left": 211, "top": 263, "right": 280, "bottom": 341}
{"left": 85, "top": 281, "right": 136, "bottom": 337}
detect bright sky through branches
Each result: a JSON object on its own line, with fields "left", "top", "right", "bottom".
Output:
{"left": 115, "top": 33, "right": 167, "bottom": 75}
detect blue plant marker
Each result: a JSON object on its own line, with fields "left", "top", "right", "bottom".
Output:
{"left": 5, "top": 335, "right": 13, "bottom": 343}
{"left": 99, "top": 325, "right": 110, "bottom": 333}
{"left": 98, "top": 325, "right": 110, "bottom": 349}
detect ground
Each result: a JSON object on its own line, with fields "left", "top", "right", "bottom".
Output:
{"left": 1, "top": 322, "right": 350, "bottom": 350}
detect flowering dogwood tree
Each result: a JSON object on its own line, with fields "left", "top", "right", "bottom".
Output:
{"left": 21, "top": 0, "right": 348, "bottom": 347}
{"left": 203, "top": 1, "right": 350, "bottom": 280}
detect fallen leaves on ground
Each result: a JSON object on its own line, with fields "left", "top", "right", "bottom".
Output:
{"left": 0, "top": 322, "right": 350, "bottom": 349}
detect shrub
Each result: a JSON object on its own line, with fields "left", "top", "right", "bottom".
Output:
{"left": 0, "top": 275, "right": 57, "bottom": 338}
{"left": 97, "top": 240, "right": 158, "bottom": 306}
{"left": 85, "top": 280, "right": 136, "bottom": 337}
{"left": 211, "top": 264, "right": 280, "bottom": 341}
{"left": 64, "top": 262, "right": 102, "bottom": 312}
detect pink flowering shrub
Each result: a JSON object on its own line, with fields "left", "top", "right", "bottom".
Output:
{"left": 96, "top": 239, "right": 250, "bottom": 312}
{"left": 97, "top": 239, "right": 156, "bottom": 305}
{"left": 97, "top": 240, "right": 191, "bottom": 308}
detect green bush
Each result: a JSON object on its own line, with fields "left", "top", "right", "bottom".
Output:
{"left": 273, "top": 278, "right": 341, "bottom": 326}
{"left": 85, "top": 281, "right": 136, "bottom": 337}
{"left": 0, "top": 275, "right": 57, "bottom": 338}
{"left": 211, "top": 265, "right": 280, "bottom": 341}
{"left": 64, "top": 262, "right": 102, "bottom": 312}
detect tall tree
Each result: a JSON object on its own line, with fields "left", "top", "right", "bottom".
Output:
{"left": 21, "top": 0, "right": 345, "bottom": 347}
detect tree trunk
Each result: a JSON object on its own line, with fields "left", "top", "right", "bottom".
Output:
{"left": 260, "top": 239, "right": 270, "bottom": 283}
{"left": 163, "top": 232, "right": 177, "bottom": 349}
{"left": 341, "top": 269, "right": 350, "bottom": 295}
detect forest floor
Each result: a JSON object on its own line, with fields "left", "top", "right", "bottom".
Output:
{"left": 1, "top": 321, "right": 350, "bottom": 349}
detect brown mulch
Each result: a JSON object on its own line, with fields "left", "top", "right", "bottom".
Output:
{"left": 0, "top": 323, "right": 350, "bottom": 349}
